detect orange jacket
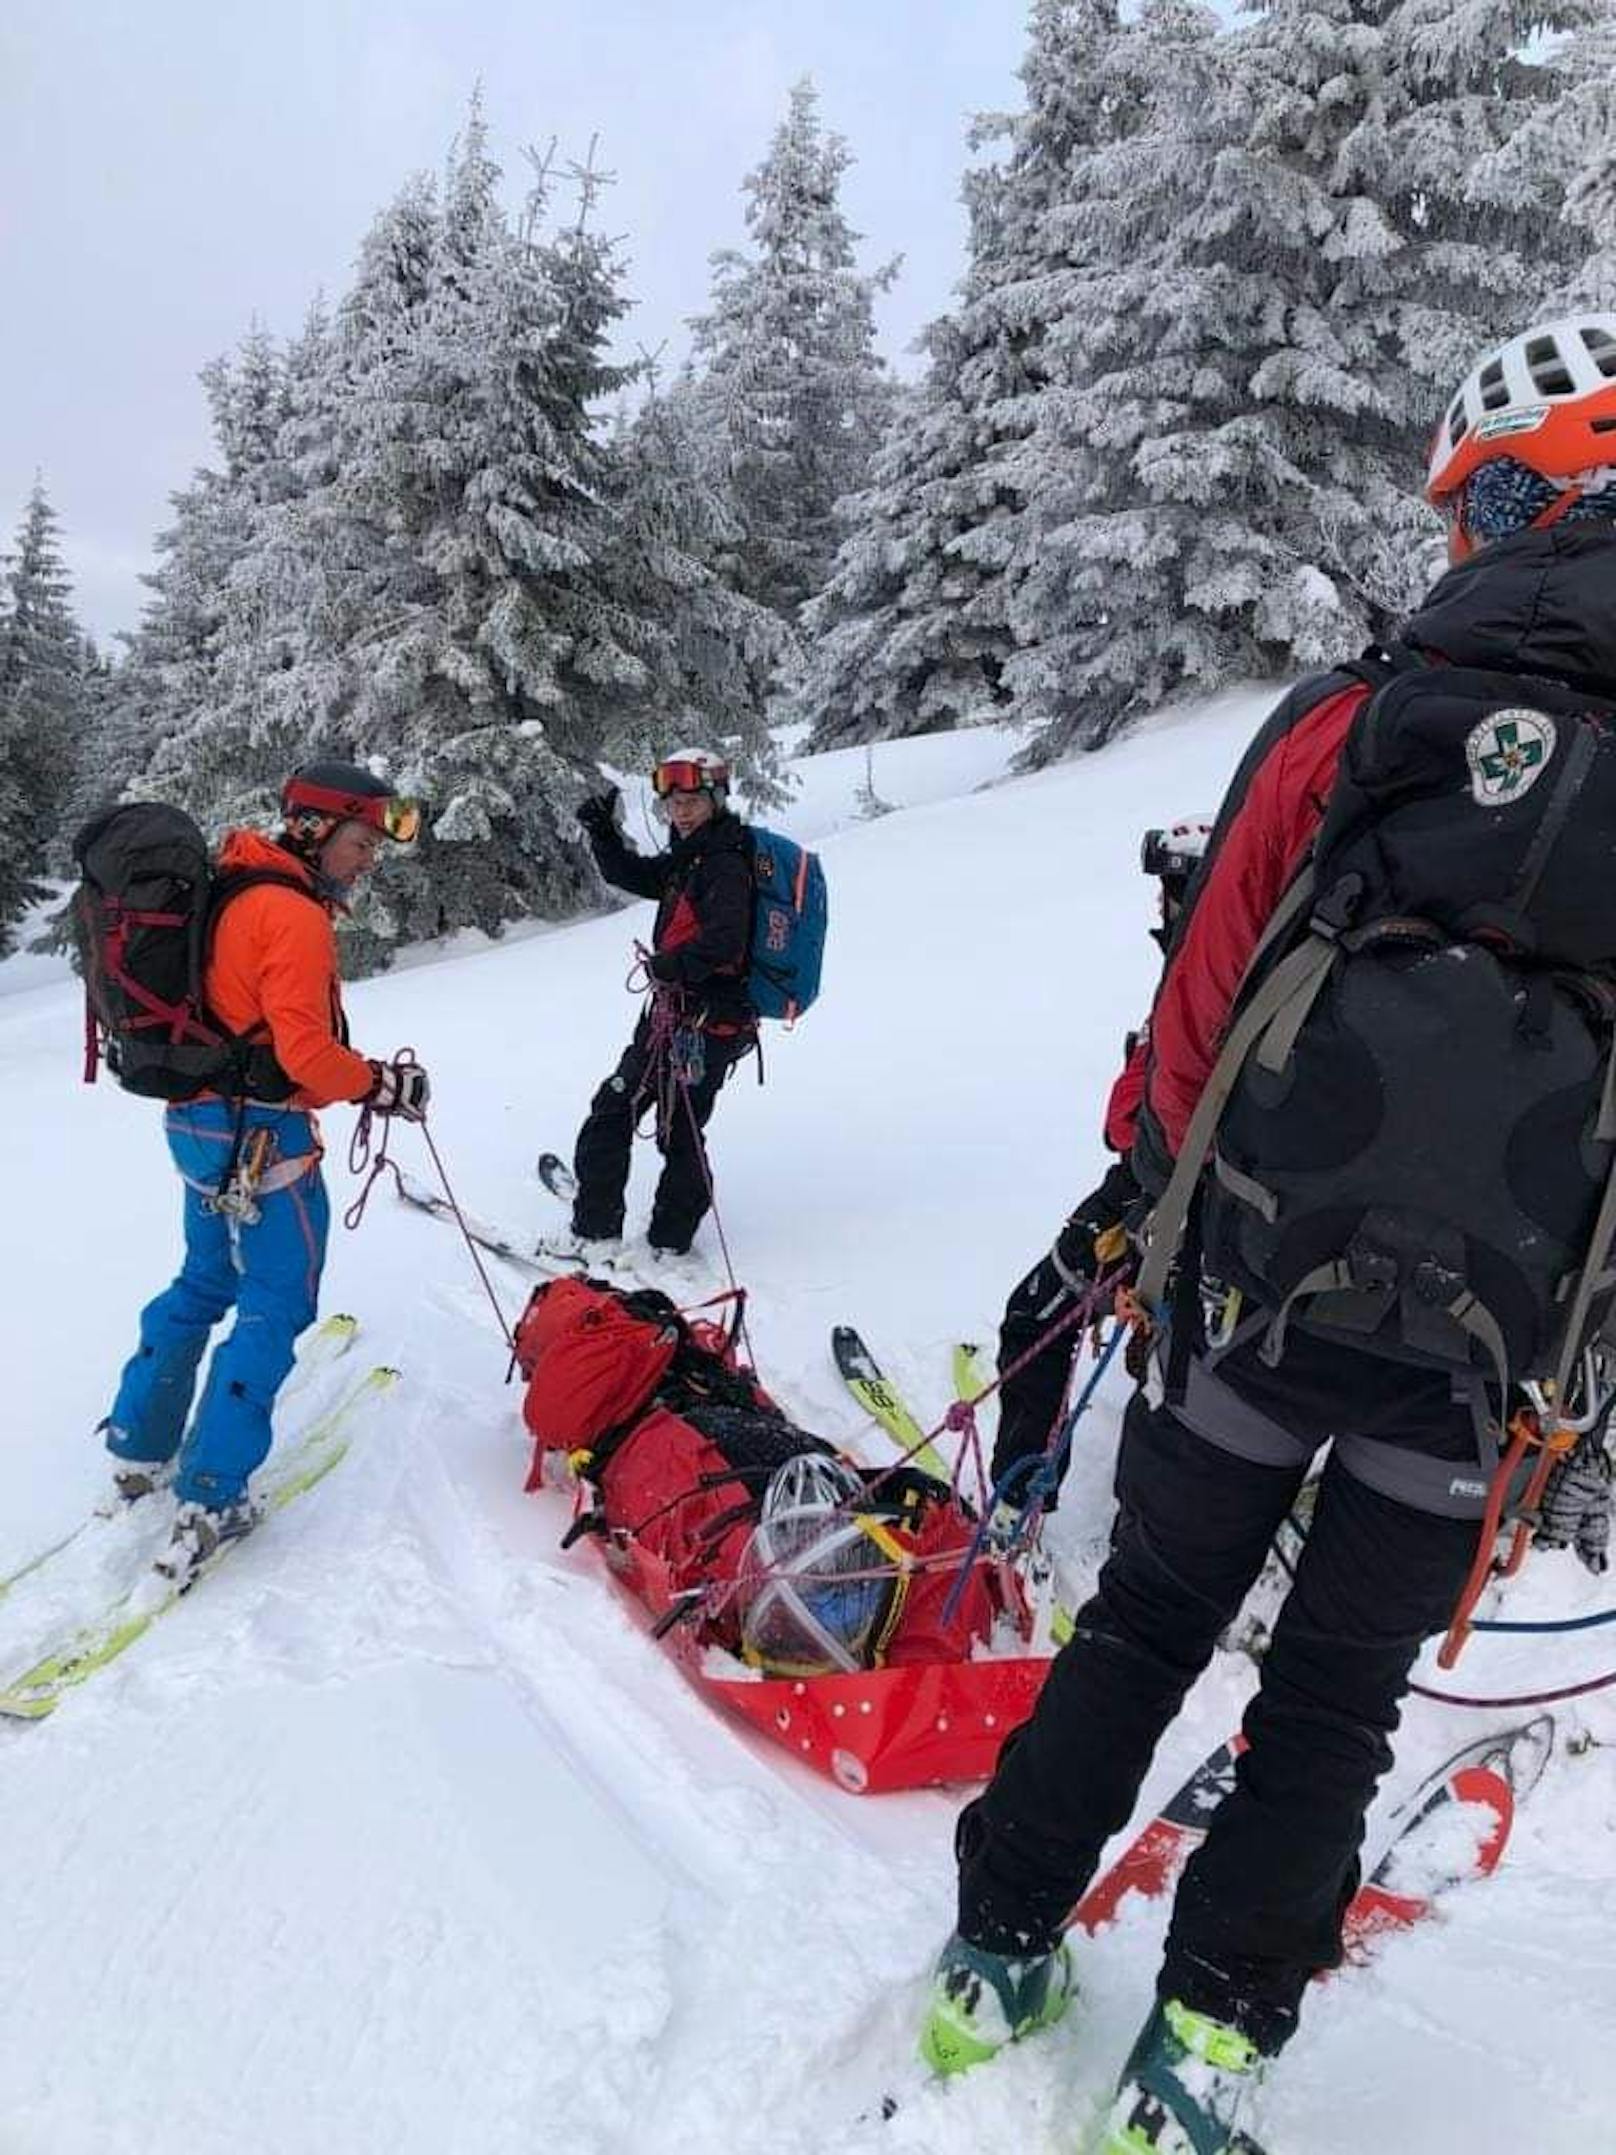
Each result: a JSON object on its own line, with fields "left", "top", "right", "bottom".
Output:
{"left": 206, "top": 830, "right": 375, "bottom": 1109}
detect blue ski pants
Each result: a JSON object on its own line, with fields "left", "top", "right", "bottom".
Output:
{"left": 106, "top": 1100, "right": 329, "bottom": 1508}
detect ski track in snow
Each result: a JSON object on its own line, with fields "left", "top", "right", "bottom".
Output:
{"left": 3, "top": 710, "right": 1614, "bottom": 2152}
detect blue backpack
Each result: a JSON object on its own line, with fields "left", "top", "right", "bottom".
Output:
{"left": 746, "top": 827, "right": 827, "bottom": 1022}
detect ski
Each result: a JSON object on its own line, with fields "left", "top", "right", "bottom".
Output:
{"left": 0, "top": 1362, "right": 399, "bottom": 1720}
{"left": 1071, "top": 1712, "right": 1555, "bottom": 1947}
{"left": 833, "top": 1328, "right": 1077, "bottom": 1647}
{"left": 398, "top": 1163, "right": 655, "bottom": 1286}
{"left": 952, "top": 1339, "right": 990, "bottom": 1405}
{"left": 1222, "top": 1472, "right": 1324, "bottom": 1663}
{"left": 536, "top": 1150, "right": 577, "bottom": 1205}
{"left": 396, "top": 1166, "right": 579, "bottom": 1277}
{"left": 831, "top": 1326, "right": 953, "bottom": 1482}
{"left": 0, "top": 1312, "right": 361, "bottom": 1609}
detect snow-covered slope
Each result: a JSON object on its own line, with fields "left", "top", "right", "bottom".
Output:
{"left": 3, "top": 695, "right": 1612, "bottom": 2154}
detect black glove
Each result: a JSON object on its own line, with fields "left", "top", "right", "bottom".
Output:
{"left": 1535, "top": 1429, "right": 1613, "bottom": 1574}
{"left": 577, "top": 787, "right": 621, "bottom": 841}
{"left": 363, "top": 1058, "right": 432, "bottom": 1122}
{"left": 645, "top": 951, "right": 682, "bottom": 985}
{"left": 1051, "top": 1159, "right": 1141, "bottom": 1288}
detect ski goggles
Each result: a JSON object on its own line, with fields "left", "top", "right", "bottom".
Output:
{"left": 652, "top": 758, "right": 729, "bottom": 798}
{"left": 286, "top": 782, "right": 424, "bottom": 843}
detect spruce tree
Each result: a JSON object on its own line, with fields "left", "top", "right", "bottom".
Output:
{"left": 688, "top": 78, "right": 897, "bottom": 628}
{"left": 605, "top": 373, "right": 790, "bottom": 801}
{"left": 800, "top": 1, "right": 1124, "bottom": 747}
{"left": 1542, "top": 13, "right": 1616, "bottom": 310}
{"left": 1011, "top": 0, "right": 1602, "bottom": 761}
{"left": 0, "top": 482, "right": 88, "bottom": 948}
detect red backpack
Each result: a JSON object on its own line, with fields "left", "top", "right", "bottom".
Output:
{"left": 515, "top": 1277, "right": 683, "bottom": 1477}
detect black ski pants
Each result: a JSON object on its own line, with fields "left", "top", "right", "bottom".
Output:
{"left": 956, "top": 1388, "right": 1477, "bottom": 2054}
{"left": 571, "top": 1013, "right": 747, "bottom": 1253}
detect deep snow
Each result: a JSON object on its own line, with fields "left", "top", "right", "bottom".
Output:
{"left": 2, "top": 702, "right": 1613, "bottom": 2154}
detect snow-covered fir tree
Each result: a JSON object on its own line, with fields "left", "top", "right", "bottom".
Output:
{"left": 0, "top": 482, "right": 89, "bottom": 948}
{"left": 605, "top": 372, "right": 790, "bottom": 803}
{"left": 104, "top": 325, "right": 301, "bottom": 815}
{"left": 135, "top": 107, "right": 789, "bottom": 967}
{"left": 687, "top": 78, "right": 897, "bottom": 630}
{"left": 1008, "top": 0, "right": 1604, "bottom": 761}
{"left": 1540, "top": 9, "right": 1616, "bottom": 310}
{"left": 800, "top": 0, "right": 1124, "bottom": 747}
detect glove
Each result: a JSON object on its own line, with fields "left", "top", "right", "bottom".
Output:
{"left": 1535, "top": 1429, "right": 1613, "bottom": 1574}
{"left": 1050, "top": 1158, "right": 1141, "bottom": 1290}
{"left": 576, "top": 787, "right": 621, "bottom": 840}
{"left": 645, "top": 951, "right": 682, "bottom": 985}
{"left": 363, "top": 1058, "right": 432, "bottom": 1122}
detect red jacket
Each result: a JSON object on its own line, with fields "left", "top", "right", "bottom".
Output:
{"left": 1138, "top": 678, "right": 1368, "bottom": 1167}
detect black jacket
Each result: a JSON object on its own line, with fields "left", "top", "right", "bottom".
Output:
{"left": 1142, "top": 526, "right": 1616, "bottom": 1445}
{"left": 587, "top": 809, "right": 756, "bottom": 1027}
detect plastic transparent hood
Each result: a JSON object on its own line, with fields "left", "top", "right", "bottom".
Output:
{"left": 738, "top": 1456, "right": 895, "bottom": 1676}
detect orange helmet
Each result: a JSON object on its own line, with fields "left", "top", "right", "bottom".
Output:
{"left": 1426, "top": 315, "right": 1616, "bottom": 559}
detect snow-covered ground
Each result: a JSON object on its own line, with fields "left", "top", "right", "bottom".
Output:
{"left": 3, "top": 697, "right": 1613, "bottom": 2154}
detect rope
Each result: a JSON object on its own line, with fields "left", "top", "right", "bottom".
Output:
{"left": 343, "top": 1046, "right": 517, "bottom": 1351}
{"left": 940, "top": 1318, "right": 1127, "bottom": 1627}
{"left": 410, "top": 1120, "right": 519, "bottom": 1352}
{"left": 1410, "top": 1667, "right": 1616, "bottom": 1708}
{"left": 676, "top": 1068, "right": 755, "bottom": 1368}
{"left": 1274, "top": 1505, "right": 1616, "bottom": 1634}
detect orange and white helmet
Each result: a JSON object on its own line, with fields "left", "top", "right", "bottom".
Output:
{"left": 1427, "top": 316, "right": 1616, "bottom": 557}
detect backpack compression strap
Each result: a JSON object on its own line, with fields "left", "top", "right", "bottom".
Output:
{"left": 1133, "top": 864, "right": 1321, "bottom": 1318}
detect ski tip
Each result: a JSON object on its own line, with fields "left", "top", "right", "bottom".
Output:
{"left": 1502, "top": 1712, "right": 1557, "bottom": 1800}
{"left": 0, "top": 1690, "right": 58, "bottom": 1722}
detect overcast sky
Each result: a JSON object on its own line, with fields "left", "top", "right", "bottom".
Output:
{"left": 1, "top": 0, "right": 1032, "bottom": 645}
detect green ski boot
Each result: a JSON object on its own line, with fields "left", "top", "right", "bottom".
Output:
{"left": 919, "top": 1931, "right": 1074, "bottom": 2076}
{"left": 1098, "top": 1998, "right": 1269, "bottom": 2154}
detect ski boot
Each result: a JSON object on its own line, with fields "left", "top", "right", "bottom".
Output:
{"left": 641, "top": 1238, "right": 706, "bottom": 1286}
{"left": 154, "top": 1498, "right": 261, "bottom": 1590}
{"left": 1098, "top": 1998, "right": 1269, "bottom": 2155}
{"left": 918, "top": 1931, "right": 1075, "bottom": 2076}
{"left": 109, "top": 1455, "right": 175, "bottom": 1505}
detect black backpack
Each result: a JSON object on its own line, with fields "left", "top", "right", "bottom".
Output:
{"left": 73, "top": 802, "right": 317, "bottom": 1103}
{"left": 1140, "top": 655, "right": 1616, "bottom": 1409}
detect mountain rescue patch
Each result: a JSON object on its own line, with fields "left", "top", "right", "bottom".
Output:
{"left": 1465, "top": 708, "right": 1556, "bottom": 806}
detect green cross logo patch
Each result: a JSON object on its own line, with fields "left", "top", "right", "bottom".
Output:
{"left": 1465, "top": 708, "right": 1556, "bottom": 806}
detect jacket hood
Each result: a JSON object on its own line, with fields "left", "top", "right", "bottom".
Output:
{"left": 1402, "top": 526, "right": 1616, "bottom": 692}
{"left": 217, "top": 829, "right": 318, "bottom": 882}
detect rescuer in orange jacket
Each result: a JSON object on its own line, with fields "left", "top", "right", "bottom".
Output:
{"left": 102, "top": 762, "right": 431, "bottom": 1588}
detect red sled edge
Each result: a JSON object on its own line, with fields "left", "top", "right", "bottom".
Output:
{"left": 602, "top": 1525, "right": 1052, "bottom": 1794}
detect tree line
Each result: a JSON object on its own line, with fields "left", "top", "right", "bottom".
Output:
{"left": 5, "top": 2, "right": 1613, "bottom": 962}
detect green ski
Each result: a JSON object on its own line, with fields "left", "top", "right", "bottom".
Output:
{"left": 832, "top": 1327, "right": 1075, "bottom": 1649}
{"left": 951, "top": 1340, "right": 991, "bottom": 1406}
{"left": 0, "top": 1361, "right": 397, "bottom": 1720}
{"left": 830, "top": 1326, "right": 953, "bottom": 1481}
{"left": 0, "top": 1313, "right": 361, "bottom": 1610}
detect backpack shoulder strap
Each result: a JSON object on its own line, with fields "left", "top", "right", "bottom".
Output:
{"left": 1337, "top": 641, "right": 1422, "bottom": 692}
{"left": 208, "top": 865, "right": 321, "bottom": 921}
